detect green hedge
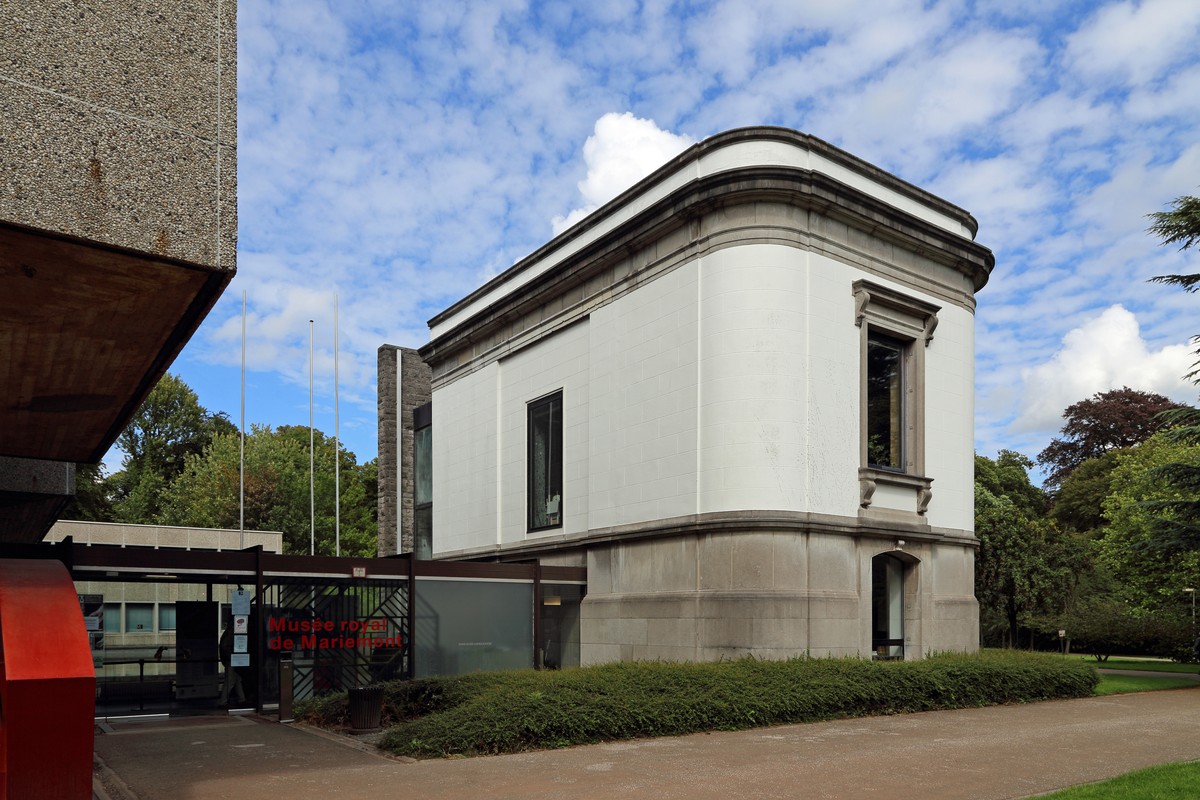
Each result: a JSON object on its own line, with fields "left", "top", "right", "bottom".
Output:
{"left": 296, "top": 650, "right": 1097, "bottom": 758}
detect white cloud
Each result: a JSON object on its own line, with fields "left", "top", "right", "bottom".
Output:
{"left": 1012, "top": 305, "right": 1195, "bottom": 433}
{"left": 810, "top": 29, "right": 1043, "bottom": 173}
{"left": 1066, "top": 0, "right": 1200, "bottom": 86}
{"left": 551, "top": 112, "right": 695, "bottom": 235}
{"left": 198, "top": 0, "right": 1200, "bottom": 466}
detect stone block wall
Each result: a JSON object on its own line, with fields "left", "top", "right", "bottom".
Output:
{"left": 580, "top": 529, "right": 978, "bottom": 663}
{"left": 377, "top": 345, "right": 431, "bottom": 555}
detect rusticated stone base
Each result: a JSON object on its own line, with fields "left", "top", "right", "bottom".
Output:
{"left": 579, "top": 528, "right": 978, "bottom": 664}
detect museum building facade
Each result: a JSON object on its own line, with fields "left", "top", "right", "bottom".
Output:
{"left": 379, "top": 127, "right": 994, "bottom": 664}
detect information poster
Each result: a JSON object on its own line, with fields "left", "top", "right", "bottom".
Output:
{"left": 78, "top": 594, "right": 104, "bottom": 668}
{"left": 232, "top": 589, "right": 251, "bottom": 616}
{"left": 231, "top": 590, "right": 252, "bottom": 668}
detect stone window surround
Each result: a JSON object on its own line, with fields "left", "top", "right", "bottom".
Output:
{"left": 854, "top": 279, "right": 938, "bottom": 517}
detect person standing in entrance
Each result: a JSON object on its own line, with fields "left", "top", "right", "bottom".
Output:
{"left": 219, "top": 621, "right": 245, "bottom": 706}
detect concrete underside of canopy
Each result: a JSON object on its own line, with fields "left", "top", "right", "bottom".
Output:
{"left": 0, "top": 221, "right": 231, "bottom": 541}
{"left": 0, "top": 220, "right": 231, "bottom": 465}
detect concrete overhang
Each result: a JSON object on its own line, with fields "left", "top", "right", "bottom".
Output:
{"left": 0, "top": 221, "right": 232, "bottom": 541}
{"left": 0, "top": 220, "right": 231, "bottom": 464}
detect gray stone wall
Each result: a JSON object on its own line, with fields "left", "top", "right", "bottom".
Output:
{"left": 377, "top": 346, "right": 399, "bottom": 555}
{"left": 580, "top": 529, "right": 979, "bottom": 663}
{"left": 377, "top": 345, "right": 431, "bottom": 555}
{"left": 1, "top": 0, "right": 236, "bottom": 270}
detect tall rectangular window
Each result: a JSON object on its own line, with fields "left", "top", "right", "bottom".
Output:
{"left": 853, "top": 279, "right": 938, "bottom": 516}
{"left": 104, "top": 602, "right": 122, "bottom": 633}
{"left": 866, "top": 333, "right": 904, "bottom": 470}
{"left": 158, "top": 603, "right": 177, "bottom": 631}
{"left": 413, "top": 401, "right": 433, "bottom": 559}
{"left": 528, "top": 391, "right": 563, "bottom": 531}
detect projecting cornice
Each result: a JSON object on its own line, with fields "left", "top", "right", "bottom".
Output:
{"left": 420, "top": 160, "right": 994, "bottom": 386}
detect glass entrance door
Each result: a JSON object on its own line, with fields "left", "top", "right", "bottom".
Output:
{"left": 871, "top": 554, "right": 904, "bottom": 660}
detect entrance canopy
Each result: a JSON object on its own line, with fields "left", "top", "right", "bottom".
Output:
{"left": 2, "top": 539, "right": 586, "bottom": 715}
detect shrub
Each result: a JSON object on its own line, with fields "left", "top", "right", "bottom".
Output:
{"left": 1050, "top": 601, "right": 1193, "bottom": 661}
{"left": 298, "top": 651, "right": 1097, "bottom": 758}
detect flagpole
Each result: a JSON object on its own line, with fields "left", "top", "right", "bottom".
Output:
{"left": 334, "top": 294, "right": 341, "bottom": 557}
{"left": 240, "top": 290, "right": 246, "bottom": 549}
{"left": 309, "top": 318, "right": 315, "bottom": 556}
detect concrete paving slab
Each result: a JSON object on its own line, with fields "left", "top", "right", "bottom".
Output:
{"left": 93, "top": 689, "right": 1200, "bottom": 800}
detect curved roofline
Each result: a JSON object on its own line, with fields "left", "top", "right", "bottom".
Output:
{"left": 429, "top": 126, "right": 985, "bottom": 333}
{"left": 699, "top": 127, "right": 980, "bottom": 236}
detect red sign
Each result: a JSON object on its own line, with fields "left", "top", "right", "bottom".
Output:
{"left": 266, "top": 616, "right": 402, "bottom": 651}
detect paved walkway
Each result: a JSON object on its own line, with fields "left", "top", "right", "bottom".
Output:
{"left": 94, "top": 689, "right": 1200, "bottom": 800}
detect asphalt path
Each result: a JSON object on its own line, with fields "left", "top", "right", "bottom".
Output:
{"left": 94, "top": 688, "right": 1200, "bottom": 800}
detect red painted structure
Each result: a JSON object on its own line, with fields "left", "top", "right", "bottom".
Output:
{"left": 0, "top": 559, "right": 95, "bottom": 799}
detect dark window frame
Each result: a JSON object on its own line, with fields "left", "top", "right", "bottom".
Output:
{"left": 866, "top": 331, "right": 907, "bottom": 472}
{"left": 527, "top": 391, "right": 564, "bottom": 532}
{"left": 413, "top": 402, "right": 433, "bottom": 560}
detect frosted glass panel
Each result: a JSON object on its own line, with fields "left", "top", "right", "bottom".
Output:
{"left": 414, "top": 580, "right": 533, "bottom": 677}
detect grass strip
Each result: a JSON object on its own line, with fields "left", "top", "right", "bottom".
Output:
{"left": 297, "top": 649, "right": 1096, "bottom": 758}
{"left": 1094, "top": 674, "right": 1200, "bottom": 696}
{"left": 1034, "top": 760, "right": 1200, "bottom": 799}
{"left": 1087, "top": 658, "right": 1200, "bottom": 675}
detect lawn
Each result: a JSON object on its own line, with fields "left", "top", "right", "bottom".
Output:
{"left": 1035, "top": 760, "right": 1200, "bottom": 799}
{"left": 1087, "top": 658, "right": 1200, "bottom": 675}
{"left": 1094, "top": 673, "right": 1199, "bottom": 696}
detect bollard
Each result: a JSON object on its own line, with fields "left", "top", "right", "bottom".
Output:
{"left": 278, "top": 652, "right": 294, "bottom": 723}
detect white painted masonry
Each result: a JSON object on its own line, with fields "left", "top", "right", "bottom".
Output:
{"left": 411, "top": 127, "right": 994, "bottom": 663}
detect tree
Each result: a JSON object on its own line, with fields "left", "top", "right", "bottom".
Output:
{"left": 1056, "top": 599, "right": 1190, "bottom": 662}
{"left": 60, "top": 462, "right": 114, "bottom": 521}
{"left": 1143, "top": 193, "right": 1200, "bottom": 550}
{"left": 1148, "top": 194, "right": 1200, "bottom": 252}
{"left": 974, "top": 450, "right": 1048, "bottom": 518}
{"left": 158, "top": 424, "right": 376, "bottom": 557}
{"left": 1149, "top": 194, "right": 1200, "bottom": 379}
{"left": 1094, "top": 433, "right": 1200, "bottom": 612}
{"left": 1036, "top": 388, "right": 1186, "bottom": 489}
{"left": 108, "top": 373, "right": 234, "bottom": 522}
{"left": 1144, "top": 415, "right": 1200, "bottom": 552}
{"left": 1049, "top": 451, "right": 1122, "bottom": 534}
{"left": 974, "top": 453, "right": 1085, "bottom": 647}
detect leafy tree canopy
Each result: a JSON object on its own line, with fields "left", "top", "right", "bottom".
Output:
{"left": 1049, "top": 450, "right": 1122, "bottom": 534}
{"left": 974, "top": 454, "right": 1085, "bottom": 647}
{"left": 1144, "top": 192, "right": 1200, "bottom": 549}
{"left": 1095, "top": 433, "right": 1200, "bottom": 612}
{"left": 61, "top": 462, "right": 113, "bottom": 522}
{"left": 974, "top": 450, "right": 1047, "bottom": 518}
{"left": 1149, "top": 193, "right": 1200, "bottom": 382}
{"left": 108, "top": 373, "right": 235, "bottom": 522}
{"left": 158, "top": 424, "right": 376, "bottom": 557}
{"left": 1148, "top": 193, "right": 1200, "bottom": 253}
{"left": 1036, "top": 387, "right": 1186, "bottom": 489}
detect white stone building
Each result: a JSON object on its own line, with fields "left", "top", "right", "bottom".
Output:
{"left": 380, "top": 127, "right": 994, "bottom": 663}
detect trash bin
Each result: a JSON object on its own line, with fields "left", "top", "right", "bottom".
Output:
{"left": 348, "top": 685, "right": 384, "bottom": 733}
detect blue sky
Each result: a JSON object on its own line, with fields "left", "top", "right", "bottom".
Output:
{"left": 147, "top": 0, "right": 1200, "bottom": 480}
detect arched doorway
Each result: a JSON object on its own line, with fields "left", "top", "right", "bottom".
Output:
{"left": 871, "top": 553, "right": 907, "bottom": 659}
